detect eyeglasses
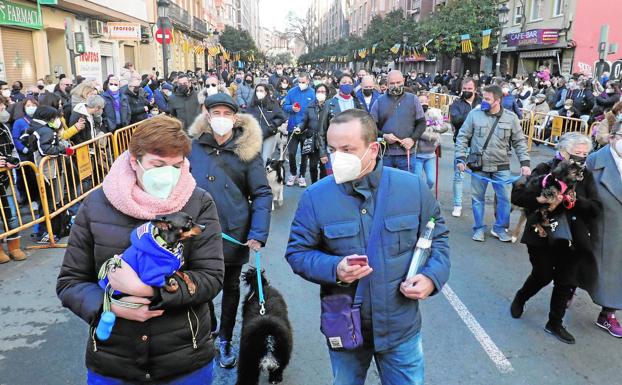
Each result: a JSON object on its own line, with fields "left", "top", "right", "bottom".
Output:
{"left": 108, "top": 83, "right": 119, "bottom": 86}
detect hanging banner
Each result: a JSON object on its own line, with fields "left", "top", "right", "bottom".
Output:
{"left": 0, "top": 0, "right": 42, "bottom": 29}
{"left": 506, "top": 29, "right": 559, "bottom": 47}
{"left": 107, "top": 22, "right": 141, "bottom": 40}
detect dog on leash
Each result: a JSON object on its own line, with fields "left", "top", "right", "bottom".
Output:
{"left": 266, "top": 158, "right": 285, "bottom": 210}
{"left": 236, "top": 267, "right": 293, "bottom": 385}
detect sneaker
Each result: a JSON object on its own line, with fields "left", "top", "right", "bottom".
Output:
{"left": 451, "top": 206, "right": 462, "bottom": 217}
{"left": 472, "top": 229, "right": 485, "bottom": 242}
{"left": 544, "top": 321, "right": 576, "bottom": 344}
{"left": 36, "top": 232, "right": 59, "bottom": 244}
{"left": 491, "top": 229, "right": 512, "bottom": 242}
{"left": 596, "top": 313, "right": 622, "bottom": 338}
{"left": 218, "top": 340, "right": 237, "bottom": 368}
{"left": 510, "top": 295, "right": 525, "bottom": 319}
{"left": 286, "top": 175, "right": 296, "bottom": 186}
{"left": 297, "top": 177, "right": 307, "bottom": 188}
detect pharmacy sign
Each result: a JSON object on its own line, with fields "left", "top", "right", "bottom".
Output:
{"left": 0, "top": 0, "right": 42, "bottom": 29}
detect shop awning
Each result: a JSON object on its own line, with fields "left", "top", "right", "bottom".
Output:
{"left": 519, "top": 49, "right": 560, "bottom": 59}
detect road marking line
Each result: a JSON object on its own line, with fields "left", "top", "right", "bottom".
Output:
{"left": 442, "top": 284, "right": 514, "bottom": 373}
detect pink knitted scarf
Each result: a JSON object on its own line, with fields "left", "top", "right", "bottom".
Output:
{"left": 102, "top": 151, "right": 197, "bottom": 220}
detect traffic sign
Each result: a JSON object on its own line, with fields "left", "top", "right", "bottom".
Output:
{"left": 155, "top": 28, "right": 172, "bottom": 44}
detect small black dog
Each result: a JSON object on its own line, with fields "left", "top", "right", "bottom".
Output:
{"left": 266, "top": 158, "right": 285, "bottom": 210}
{"left": 236, "top": 267, "right": 292, "bottom": 385}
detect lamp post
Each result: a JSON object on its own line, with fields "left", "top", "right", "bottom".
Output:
{"left": 495, "top": 3, "right": 510, "bottom": 77}
{"left": 402, "top": 32, "right": 408, "bottom": 74}
{"left": 157, "top": 0, "right": 170, "bottom": 79}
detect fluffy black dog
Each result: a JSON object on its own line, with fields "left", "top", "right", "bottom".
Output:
{"left": 236, "top": 267, "right": 292, "bottom": 385}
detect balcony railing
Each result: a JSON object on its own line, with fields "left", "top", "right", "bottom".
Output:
{"left": 169, "top": 2, "right": 191, "bottom": 30}
{"left": 193, "top": 17, "right": 208, "bottom": 36}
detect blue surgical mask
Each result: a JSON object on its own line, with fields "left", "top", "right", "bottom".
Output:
{"left": 480, "top": 101, "right": 491, "bottom": 112}
{"left": 339, "top": 84, "right": 354, "bottom": 95}
{"left": 138, "top": 160, "right": 181, "bottom": 200}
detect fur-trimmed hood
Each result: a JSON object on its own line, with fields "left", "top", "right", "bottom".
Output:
{"left": 188, "top": 113, "right": 263, "bottom": 163}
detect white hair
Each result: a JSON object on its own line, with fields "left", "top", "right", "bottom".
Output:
{"left": 556, "top": 132, "right": 592, "bottom": 153}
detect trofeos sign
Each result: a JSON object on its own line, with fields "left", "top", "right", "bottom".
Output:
{"left": 0, "top": 0, "right": 42, "bottom": 29}
{"left": 107, "top": 22, "right": 141, "bottom": 40}
{"left": 506, "top": 29, "right": 559, "bottom": 47}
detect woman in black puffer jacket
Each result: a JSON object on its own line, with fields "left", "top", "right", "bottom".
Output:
{"left": 57, "top": 115, "right": 224, "bottom": 384}
{"left": 246, "top": 83, "right": 286, "bottom": 165}
{"left": 510, "top": 132, "right": 601, "bottom": 345}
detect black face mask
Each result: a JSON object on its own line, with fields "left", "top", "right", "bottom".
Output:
{"left": 177, "top": 85, "right": 189, "bottom": 94}
{"left": 37, "top": 85, "right": 45, "bottom": 90}
{"left": 569, "top": 154, "right": 586, "bottom": 166}
{"left": 245, "top": 79, "right": 253, "bottom": 84}
{"left": 462, "top": 91, "right": 474, "bottom": 100}
{"left": 12, "top": 85, "right": 20, "bottom": 92}
{"left": 388, "top": 85, "right": 404, "bottom": 96}
{"left": 362, "top": 88, "right": 373, "bottom": 97}
{"left": 422, "top": 105, "right": 429, "bottom": 112}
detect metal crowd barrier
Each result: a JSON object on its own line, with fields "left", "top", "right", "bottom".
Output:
{"left": 112, "top": 123, "right": 139, "bottom": 158}
{"left": 0, "top": 161, "right": 45, "bottom": 242}
{"left": 34, "top": 134, "right": 115, "bottom": 248}
{"left": 529, "top": 112, "right": 589, "bottom": 147}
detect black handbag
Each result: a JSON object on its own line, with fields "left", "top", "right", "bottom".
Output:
{"left": 466, "top": 113, "right": 502, "bottom": 171}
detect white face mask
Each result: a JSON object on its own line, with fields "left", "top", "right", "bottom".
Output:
{"left": 615, "top": 139, "right": 622, "bottom": 157}
{"left": 25, "top": 106, "right": 37, "bottom": 116}
{"left": 1, "top": 90, "right": 11, "bottom": 98}
{"left": 211, "top": 116, "right": 234, "bottom": 136}
{"left": 316, "top": 93, "right": 326, "bottom": 102}
{"left": 163, "top": 90, "right": 172, "bottom": 97}
{"left": 138, "top": 160, "right": 181, "bottom": 200}
{"left": 206, "top": 86, "right": 218, "bottom": 96}
{"left": 299, "top": 83, "right": 308, "bottom": 91}
{"left": 256, "top": 91, "right": 266, "bottom": 100}
{"left": 330, "top": 145, "right": 373, "bottom": 184}
{"left": 108, "top": 85, "right": 119, "bottom": 92}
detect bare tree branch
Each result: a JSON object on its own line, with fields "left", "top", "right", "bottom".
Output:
{"left": 285, "top": 11, "right": 313, "bottom": 50}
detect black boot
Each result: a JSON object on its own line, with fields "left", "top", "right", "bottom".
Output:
{"left": 510, "top": 293, "right": 526, "bottom": 319}
{"left": 544, "top": 321, "right": 575, "bottom": 344}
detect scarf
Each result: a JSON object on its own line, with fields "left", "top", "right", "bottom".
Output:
{"left": 102, "top": 151, "right": 197, "bottom": 220}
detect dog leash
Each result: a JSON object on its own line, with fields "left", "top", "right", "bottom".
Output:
{"left": 463, "top": 169, "right": 522, "bottom": 185}
{"left": 221, "top": 232, "right": 266, "bottom": 316}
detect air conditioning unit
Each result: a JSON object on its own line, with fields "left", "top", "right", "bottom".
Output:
{"left": 89, "top": 19, "right": 104, "bottom": 37}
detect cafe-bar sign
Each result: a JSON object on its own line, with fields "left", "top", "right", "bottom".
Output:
{"left": 0, "top": 0, "right": 42, "bottom": 29}
{"left": 507, "top": 29, "right": 559, "bottom": 47}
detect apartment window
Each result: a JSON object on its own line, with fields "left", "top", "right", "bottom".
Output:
{"left": 514, "top": 5, "right": 523, "bottom": 25}
{"left": 530, "top": 0, "right": 543, "bottom": 21}
{"left": 553, "top": 0, "right": 564, "bottom": 16}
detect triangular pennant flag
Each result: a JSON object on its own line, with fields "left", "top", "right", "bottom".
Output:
{"left": 390, "top": 43, "right": 401, "bottom": 54}
{"left": 461, "top": 34, "right": 473, "bottom": 53}
{"left": 482, "top": 29, "right": 492, "bottom": 50}
{"left": 372, "top": 43, "right": 378, "bottom": 54}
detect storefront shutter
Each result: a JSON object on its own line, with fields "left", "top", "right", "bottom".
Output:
{"left": 1, "top": 27, "right": 36, "bottom": 85}
{"left": 100, "top": 41, "right": 114, "bottom": 57}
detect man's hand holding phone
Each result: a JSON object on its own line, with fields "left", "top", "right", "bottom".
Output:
{"left": 336, "top": 255, "right": 372, "bottom": 284}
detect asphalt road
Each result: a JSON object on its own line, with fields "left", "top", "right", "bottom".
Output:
{"left": 1, "top": 135, "right": 620, "bottom": 385}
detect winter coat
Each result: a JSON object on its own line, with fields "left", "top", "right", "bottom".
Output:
{"left": 56, "top": 187, "right": 223, "bottom": 382}
{"left": 188, "top": 113, "right": 272, "bottom": 266}
{"left": 246, "top": 100, "right": 286, "bottom": 139}
{"left": 55, "top": 89, "right": 73, "bottom": 118}
{"left": 101, "top": 90, "right": 131, "bottom": 133}
{"left": 318, "top": 94, "right": 364, "bottom": 158}
{"left": 153, "top": 89, "right": 170, "bottom": 113}
{"left": 449, "top": 95, "right": 482, "bottom": 142}
{"left": 27, "top": 119, "right": 67, "bottom": 157}
{"left": 285, "top": 163, "right": 450, "bottom": 352}
{"left": 0, "top": 123, "right": 19, "bottom": 185}
{"left": 68, "top": 103, "right": 102, "bottom": 145}
{"left": 586, "top": 146, "right": 622, "bottom": 308}
{"left": 282, "top": 85, "right": 316, "bottom": 131}
{"left": 356, "top": 89, "right": 381, "bottom": 113}
{"left": 125, "top": 88, "right": 149, "bottom": 124}
{"left": 169, "top": 89, "right": 201, "bottom": 131}
{"left": 236, "top": 83, "right": 254, "bottom": 109}
{"left": 11, "top": 116, "right": 31, "bottom": 155}
{"left": 511, "top": 157, "right": 601, "bottom": 289}
{"left": 502, "top": 95, "right": 523, "bottom": 119}
{"left": 595, "top": 92, "right": 620, "bottom": 111}
{"left": 455, "top": 108, "right": 531, "bottom": 172}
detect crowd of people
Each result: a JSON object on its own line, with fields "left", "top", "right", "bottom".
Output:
{"left": 0, "top": 60, "right": 618, "bottom": 385}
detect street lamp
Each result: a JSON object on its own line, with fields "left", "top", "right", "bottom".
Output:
{"left": 495, "top": 2, "right": 510, "bottom": 77}
{"left": 402, "top": 32, "right": 409, "bottom": 73}
{"left": 157, "top": 0, "right": 170, "bottom": 79}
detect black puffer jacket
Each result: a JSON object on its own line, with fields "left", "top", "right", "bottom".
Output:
{"left": 56, "top": 188, "right": 224, "bottom": 382}
{"left": 169, "top": 88, "right": 201, "bottom": 131}
{"left": 125, "top": 88, "right": 149, "bottom": 124}
{"left": 246, "top": 99, "right": 286, "bottom": 139}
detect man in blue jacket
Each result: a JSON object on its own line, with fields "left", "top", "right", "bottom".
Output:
{"left": 355, "top": 75, "right": 380, "bottom": 113}
{"left": 283, "top": 72, "right": 315, "bottom": 187}
{"left": 286, "top": 109, "right": 450, "bottom": 385}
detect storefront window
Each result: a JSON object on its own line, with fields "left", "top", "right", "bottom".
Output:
{"left": 530, "top": 0, "right": 543, "bottom": 21}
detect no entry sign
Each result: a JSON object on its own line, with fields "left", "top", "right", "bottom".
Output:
{"left": 155, "top": 28, "right": 172, "bottom": 44}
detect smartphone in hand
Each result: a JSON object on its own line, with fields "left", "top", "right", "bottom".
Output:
{"left": 346, "top": 255, "right": 368, "bottom": 267}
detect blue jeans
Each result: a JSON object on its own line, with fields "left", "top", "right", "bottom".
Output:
{"left": 87, "top": 361, "right": 214, "bottom": 385}
{"left": 413, "top": 156, "right": 436, "bottom": 189}
{"left": 470, "top": 169, "right": 511, "bottom": 234}
{"left": 328, "top": 332, "right": 424, "bottom": 385}
{"left": 453, "top": 164, "right": 464, "bottom": 208}
{"left": 384, "top": 154, "right": 415, "bottom": 173}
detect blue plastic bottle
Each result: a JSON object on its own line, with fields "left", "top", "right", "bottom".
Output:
{"left": 96, "top": 311, "right": 116, "bottom": 341}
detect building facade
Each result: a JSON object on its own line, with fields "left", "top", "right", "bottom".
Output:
{"left": 308, "top": 0, "right": 350, "bottom": 47}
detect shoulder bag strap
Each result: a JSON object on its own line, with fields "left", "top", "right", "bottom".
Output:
{"left": 480, "top": 112, "right": 502, "bottom": 154}
{"left": 353, "top": 169, "right": 390, "bottom": 307}
{"left": 257, "top": 106, "right": 272, "bottom": 128}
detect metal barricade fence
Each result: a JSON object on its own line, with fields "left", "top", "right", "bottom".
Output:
{"left": 0, "top": 161, "right": 45, "bottom": 242}
{"left": 35, "top": 134, "right": 115, "bottom": 247}
{"left": 112, "top": 123, "right": 139, "bottom": 158}
{"left": 529, "top": 112, "right": 589, "bottom": 147}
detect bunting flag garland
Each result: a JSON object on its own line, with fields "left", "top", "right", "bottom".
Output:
{"left": 371, "top": 43, "right": 378, "bottom": 54}
{"left": 390, "top": 43, "right": 401, "bottom": 54}
{"left": 481, "top": 29, "right": 492, "bottom": 50}
{"left": 461, "top": 34, "right": 473, "bottom": 53}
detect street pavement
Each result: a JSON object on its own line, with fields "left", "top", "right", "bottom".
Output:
{"left": 1, "top": 135, "right": 620, "bottom": 385}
